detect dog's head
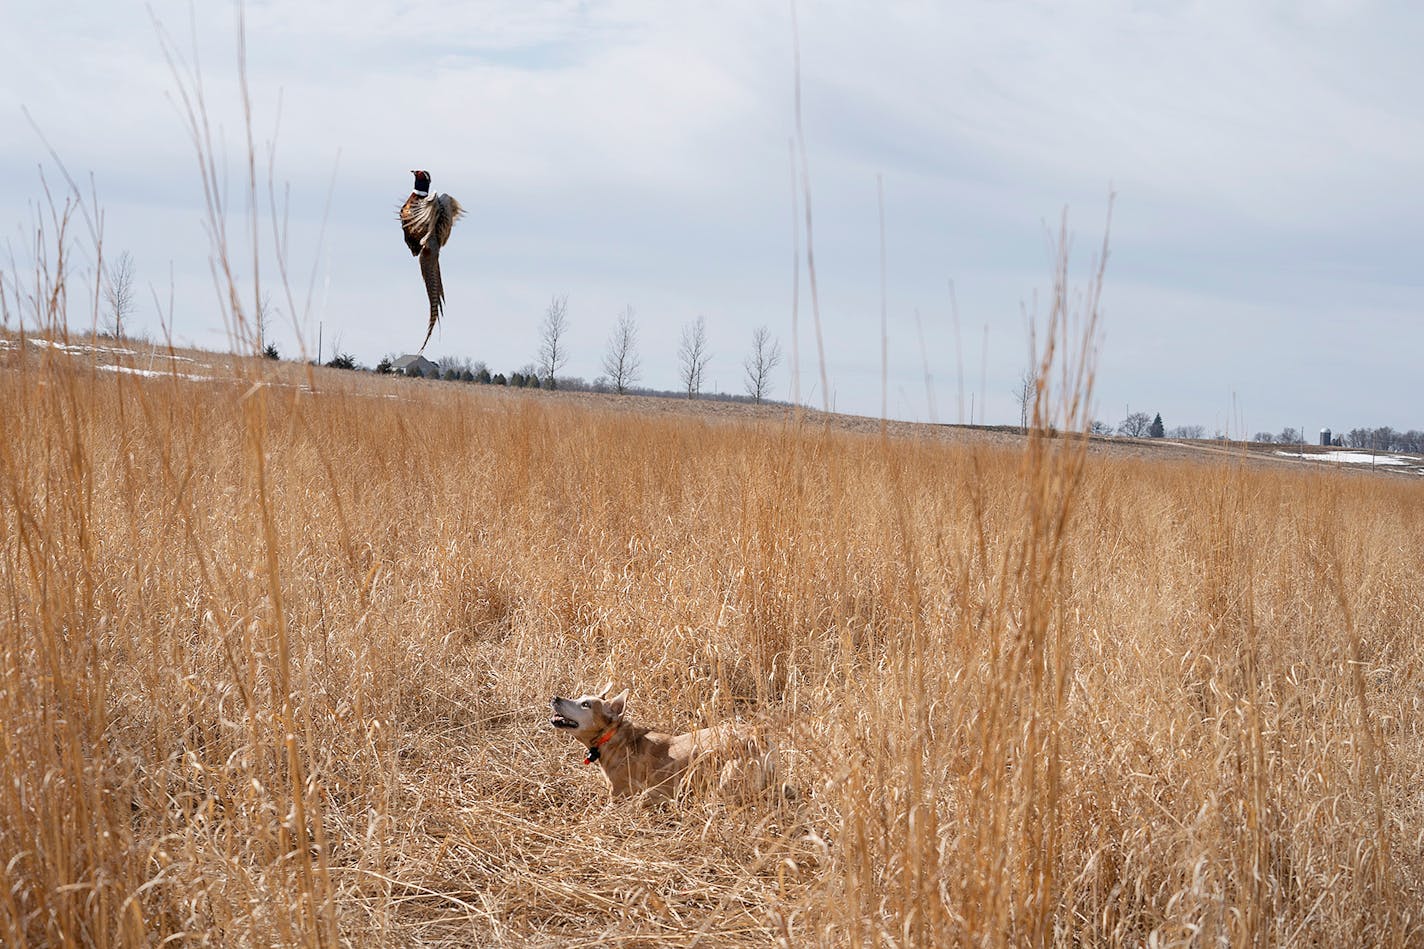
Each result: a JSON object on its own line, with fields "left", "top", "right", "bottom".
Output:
{"left": 550, "top": 683, "right": 628, "bottom": 744}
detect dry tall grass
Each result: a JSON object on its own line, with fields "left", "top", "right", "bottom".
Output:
{"left": 4, "top": 49, "right": 1422, "bottom": 936}
{"left": 2, "top": 302, "right": 1422, "bottom": 944}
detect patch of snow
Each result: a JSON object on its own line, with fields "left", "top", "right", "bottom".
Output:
{"left": 96, "top": 364, "right": 209, "bottom": 382}
{"left": 26, "top": 337, "right": 139, "bottom": 356}
{"left": 1274, "top": 450, "right": 1409, "bottom": 466}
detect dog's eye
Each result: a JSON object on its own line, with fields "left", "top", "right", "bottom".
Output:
{"left": 581, "top": 701, "right": 590, "bottom": 708}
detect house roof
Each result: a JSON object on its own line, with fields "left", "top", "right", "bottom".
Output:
{"left": 392, "top": 354, "right": 437, "bottom": 371}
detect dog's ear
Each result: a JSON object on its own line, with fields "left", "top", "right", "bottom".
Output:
{"left": 596, "top": 682, "right": 614, "bottom": 699}
{"left": 606, "top": 689, "right": 629, "bottom": 719}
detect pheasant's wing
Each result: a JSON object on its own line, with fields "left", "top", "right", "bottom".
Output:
{"left": 417, "top": 243, "right": 444, "bottom": 353}
{"left": 404, "top": 193, "right": 462, "bottom": 249}
{"left": 432, "top": 194, "right": 463, "bottom": 248}
{"left": 399, "top": 196, "right": 424, "bottom": 256}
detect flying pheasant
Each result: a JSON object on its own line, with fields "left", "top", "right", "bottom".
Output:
{"left": 399, "top": 170, "right": 463, "bottom": 352}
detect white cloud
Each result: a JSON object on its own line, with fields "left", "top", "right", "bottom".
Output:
{"left": 1, "top": 0, "right": 1420, "bottom": 428}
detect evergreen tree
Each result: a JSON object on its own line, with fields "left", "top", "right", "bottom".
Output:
{"left": 1150, "top": 413, "right": 1165, "bottom": 438}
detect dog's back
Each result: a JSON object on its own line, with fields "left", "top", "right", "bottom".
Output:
{"left": 550, "top": 687, "right": 779, "bottom": 802}
{"left": 670, "top": 723, "right": 779, "bottom": 800}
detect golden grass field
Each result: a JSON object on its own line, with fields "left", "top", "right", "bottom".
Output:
{"left": 1, "top": 331, "right": 1421, "bottom": 947}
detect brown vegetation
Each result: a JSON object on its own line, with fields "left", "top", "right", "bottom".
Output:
{"left": 1, "top": 331, "right": 1421, "bottom": 945}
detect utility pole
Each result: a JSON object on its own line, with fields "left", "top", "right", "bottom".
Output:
{"left": 318, "top": 321, "right": 323, "bottom": 366}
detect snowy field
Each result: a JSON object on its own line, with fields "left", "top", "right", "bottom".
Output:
{"left": 3, "top": 335, "right": 213, "bottom": 373}
{"left": 1274, "top": 448, "right": 1424, "bottom": 474}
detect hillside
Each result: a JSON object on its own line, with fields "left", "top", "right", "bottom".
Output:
{"left": 7, "top": 330, "right": 1420, "bottom": 478}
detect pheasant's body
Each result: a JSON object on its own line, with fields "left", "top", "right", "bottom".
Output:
{"left": 399, "top": 170, "right": 463, "bottom": 352}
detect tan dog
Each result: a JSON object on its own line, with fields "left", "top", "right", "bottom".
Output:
{"left": 549, "top": 684, "right": 777, "bottom": 803}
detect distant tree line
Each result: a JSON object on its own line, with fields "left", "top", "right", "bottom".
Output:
{"left": 1253, "top": 429, "right": 1306, "bottom": 445}
{"left": 1337, "top": 427, "right": 1424, "bottom": 452}
{"left": 1240, "top": 427, "right": 1424, "bottom": 451}
{"left": 1095, "top": 411, "right": 1173, "bottom": 439}
{"left": 1088, "top": 410, "right": 1424, "bottom": 452}
{"left": 295, "top": 294, "right": 790, "bottom": 406}
{"left": 354, "top": 351, "right": 788, "bottom": 407}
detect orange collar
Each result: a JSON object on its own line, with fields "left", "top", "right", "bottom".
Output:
{"left": 583, "top": 725, "right": 619, "bottom": 765}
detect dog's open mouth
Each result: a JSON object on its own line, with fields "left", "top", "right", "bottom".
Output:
{"left": 550, "top": 713, "right": 579, "bottom": 729}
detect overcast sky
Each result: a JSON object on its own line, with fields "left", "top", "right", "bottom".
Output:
{"left": 2, "top": 1, "right": 1420, "bottom": 433}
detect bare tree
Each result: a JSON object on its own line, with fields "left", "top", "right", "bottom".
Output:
{"left": 1168, "top": 424, "right": 1206, "bottom": 439}
{"left": 678, "top": 315, "right": 711, "bottom": 399}
{"left": 743, "top": 325, "right": 783, "bottom": 404}
{"left": 538, "top": 293, "right": 570, "bottom": 389}
{"left": 104, "top": 251, "right": 135, "bottom": 339}
{"left": 1118, "top": 412, "right": 1153, "bottom": 437}
{"left": 1013, "top": 367, "right": 1037, "bottom": 431}
{"left": 1089, "top": 420, "right": 1114, "bottom": 436}
{"left": 518, "top": 363, "right": 540, "bottom": 389}
{"left": 602, "top": 306, "right": 641, "bottom": 394}
{"left": 436, "top": 355, "right": 473, "bottom": 375}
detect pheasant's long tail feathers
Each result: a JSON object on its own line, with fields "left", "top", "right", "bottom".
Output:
{"left": 418, "top": 244, "right": 444, "bottom": 353}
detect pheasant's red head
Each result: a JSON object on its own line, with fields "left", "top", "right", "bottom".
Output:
{"left": 411, "top": 170, "right": 431, "bottom": 192}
